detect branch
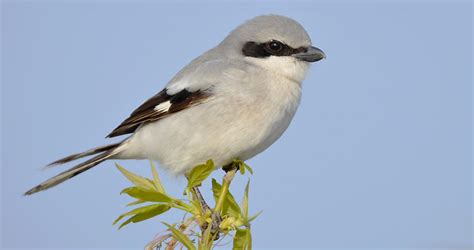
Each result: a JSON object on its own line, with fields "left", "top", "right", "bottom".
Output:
{"left": 214, "top": 168, "right": 237, "bottom": 213}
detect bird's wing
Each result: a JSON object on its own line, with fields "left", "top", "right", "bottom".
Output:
{"left": 106, "top": 59, "right": 226, "bottom": 138}
{"left": 106, "top": 88, "right": 212, "bottom": 137}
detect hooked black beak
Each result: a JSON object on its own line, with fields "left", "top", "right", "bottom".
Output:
{"left": 293, "top": 46, "right": 326, "bottom": 62}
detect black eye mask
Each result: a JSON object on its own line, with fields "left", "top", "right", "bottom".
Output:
{"left": 242, "top": 40, "right": 307, "bottom": 58}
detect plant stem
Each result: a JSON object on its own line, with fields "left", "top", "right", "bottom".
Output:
{"left": 214, "top": 168, "right": 237, "bottom": 213}
{"left": 145, "top": 218, "right": 195, "bottom": 250}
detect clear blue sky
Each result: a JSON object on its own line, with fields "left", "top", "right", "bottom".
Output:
{"left": 2, "top": 1, "right": 472, "bottom": 249}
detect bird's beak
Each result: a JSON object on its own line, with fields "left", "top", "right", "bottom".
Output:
{"left": 293, "top": 46, "right": 326, "bottom": 62}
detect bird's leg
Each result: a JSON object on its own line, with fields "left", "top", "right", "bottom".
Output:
{"left": 188, "top": 162, "right": 240, "bottom": 241}
{"left": 191, "top": 186, "right": 222, "bottom": 240}
{"left": 191, "top": 185, "right": 211, "bottom": 211}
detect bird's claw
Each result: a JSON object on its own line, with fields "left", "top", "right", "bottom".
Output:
{"left": 191, "top": 186, "right": 222, "bottom": 240}
{"left": 200, "top": 209, "right": 222, "bottom": 240}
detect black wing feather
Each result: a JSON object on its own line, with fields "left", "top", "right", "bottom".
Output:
{"left": 107, "top": 89, "right": 210, "bottom": 138}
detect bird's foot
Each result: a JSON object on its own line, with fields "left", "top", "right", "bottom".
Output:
{"left": 201, "top": 209, "right": 222, "bottom": 240}
{"left": 191, "top": 186, "right": 222, "bottom": 240}
{"left": 222, "top": 162, "right": 239, "bottom": 173}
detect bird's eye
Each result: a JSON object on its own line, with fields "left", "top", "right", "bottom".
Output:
{"left": 266, "top": 40, "right": 283, "bottom": 52}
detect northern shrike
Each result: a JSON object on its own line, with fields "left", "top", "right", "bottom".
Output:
{"left": 25, "top": 14, "right": 325, "bottom": 195}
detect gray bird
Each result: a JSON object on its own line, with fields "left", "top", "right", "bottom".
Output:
{"left": 25, "top": 14, "right": 325, "bottom": 195}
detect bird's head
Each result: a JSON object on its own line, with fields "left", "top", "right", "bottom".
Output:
{"left": 219, "top": 14, "right": 325, "bottom": 83}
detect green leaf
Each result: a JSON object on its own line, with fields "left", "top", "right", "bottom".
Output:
{"left": 232, "top": 159, "right": 253, "bottom": 175}
{"left": 115, "top": 163, "right": 155, "bottom": 190}
{"left": 211, "top": 178, "right": 228, "bottom": 214}
{"left": 239, "top": 162, "right": 245, "bottom": 175}
{"left": 225, "top": 194, "right": 241, "bottom": 216}
{"left": 163, "top": 222, "right": 196, "bottom": 250}
{"left": 231, "top": 159, "right": 244, "bottom": 175}
{"left": 246, "top": 210, "right": 263, "bottom": 223}
{"left": 233, "top": 228, "right": 250, "bottom": 250}
{"left": 186, "top": 160, "right": 214, "bottom": 191}
{"left": 121, "top": 186, "right": 173, "bottom": 203}
{"left": 243, "top": 162, "right": 253, "bottom": 175}
{"left": 211, "top": 179, "right": 241, "bottom": 217}
{"left": 201, "top": 216, "right": 214, "bottom": 248}
{"left": 115, "top": 204, "right": 170, "bottom": 229}
{"left": 247, "top": 228, "right": 252, "bottom": 250}
{"left": 126, "top": 199, "right": 146, "bottom": 206}
{"left": 114, "top": 203, "right": 162, "bottom": 225}
{"left": 150, "top": 161, "right": 165, "bottom": 193}
{"left": 241, "top": 180, "right": 250, "bottom": 218}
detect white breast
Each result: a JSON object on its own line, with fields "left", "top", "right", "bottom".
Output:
{"left": 235, "top": 57, "right": 305, "bottom": 160}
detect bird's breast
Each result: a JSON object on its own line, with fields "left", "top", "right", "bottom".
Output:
{"left": 227, "top": 73, "right": 302, "bottom": 160}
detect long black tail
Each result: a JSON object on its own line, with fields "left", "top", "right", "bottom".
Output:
{"left": 44, "top": 143, "right": 121, "bottom": 168}
{"left": 24, "top": 142, "right": 125, "bottom": 195}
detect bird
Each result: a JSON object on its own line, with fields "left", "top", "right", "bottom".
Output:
{"left": 24, "top": 14, "right": 325, "bottom": 195}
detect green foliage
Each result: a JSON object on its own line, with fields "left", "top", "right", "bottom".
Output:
{"left": 150, "top": 161, "right": 165, "bottom": 193}
{"left": 211, "top": 179, "right": 241, "bottom": 217}
{"left": 233, "top": 228, "right": 251, "bottom": 250}
{"left": 232, "top": 159, "right": 253, "bottom": 175}
{"left": 115, "top": 163, "right": 155, "bottom": 190}
{"left": 121, "top": 186, "right": 173, "bottom": 203}
{"left": 185, "top": 159, "right": 214, "bottom": 193}
{"left": 163, "top": 222, "right": 196, "bottom": 250}
{"left": 114, "top": 160, "right": 258, "bottom": 250}
{"left": 241, "top": 180, "right": 250, "bottom": 218}
{"left": 114, "top": 204, "right": 171, "bottom": 229}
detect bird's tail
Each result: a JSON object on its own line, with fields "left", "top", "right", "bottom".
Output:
{"left": 44, "top": 143, "right": 121, "bottom": 168}
{"left": 24, "top": 142, "right": 126, "bottom": 195}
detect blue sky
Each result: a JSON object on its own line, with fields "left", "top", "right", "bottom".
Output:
{"left": 2, "top": 1, "right": 472, "bottom": 249}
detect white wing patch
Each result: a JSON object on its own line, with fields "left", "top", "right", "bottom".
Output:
{"left": 154, "top": 100, "right": 172, "bottom": 113}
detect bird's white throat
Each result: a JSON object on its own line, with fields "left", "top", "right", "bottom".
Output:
{"left": 244, "top": 56, "right": 310, "bottom": 84}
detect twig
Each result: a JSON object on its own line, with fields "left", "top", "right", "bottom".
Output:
{"left": 214, "top": 168, "right": 237, "bottom": 213}
{"left": 145, "top": 218, "right": 196, "bottom": 250}
{"left": 145, "top": 233, "right": 171, "bottom": 250}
